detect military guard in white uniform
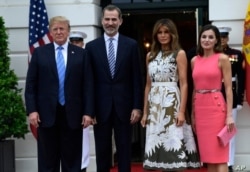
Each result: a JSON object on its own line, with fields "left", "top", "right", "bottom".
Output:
{"left": 218, "top": 27, "right": 245, "bottom": 172}
{"left": 69, "top": 30, "right": 90, "bottom": 172}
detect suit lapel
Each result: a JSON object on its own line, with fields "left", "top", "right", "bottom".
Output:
{"left": 47, "top": 43, "right": 58, "bottom": 79}
{"left": 97, "top": 37, "right": 113, "bottom": 78}
{"left": 114, "top": 35, "right": 126, "bottom": 78}
{"left": 65, "top": 44, "right": 74, "bottom": 80}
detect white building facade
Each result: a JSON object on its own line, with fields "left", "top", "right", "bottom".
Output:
{"left": 0, "top": 0, "right": 250, "bottom": 171}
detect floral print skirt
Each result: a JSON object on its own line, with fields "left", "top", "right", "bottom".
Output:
{"left": 143, "top": 83, "right": 201, "bottom": 171}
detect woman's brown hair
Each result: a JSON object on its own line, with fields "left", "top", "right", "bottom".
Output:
{"left": 149, "top": 18, "right": 181, "bottom": 62}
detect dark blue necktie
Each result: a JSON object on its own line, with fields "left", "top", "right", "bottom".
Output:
{"left": 56, "top": 46, "right": 65, "bottom": 105}
{"left": 108, "top": 38, "right": 115, "bottom": 78}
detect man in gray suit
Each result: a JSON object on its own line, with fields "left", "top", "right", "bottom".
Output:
{"left": 25, "top": 16, "right": 94, "bottom": 172}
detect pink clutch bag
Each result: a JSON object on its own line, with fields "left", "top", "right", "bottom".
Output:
{"left": 217, "top": 125, "right": 237, "bottom": 147}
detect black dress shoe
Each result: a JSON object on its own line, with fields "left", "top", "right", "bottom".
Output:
{"left": 81, "top": 168, "right": 86, "bottom": 172}
{"left": 228, "top": 166, "right": 233, "bottom": 172}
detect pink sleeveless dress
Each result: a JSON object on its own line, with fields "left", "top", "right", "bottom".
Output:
{"left": 192, "top": 53, "right": 228, "bottom": 163}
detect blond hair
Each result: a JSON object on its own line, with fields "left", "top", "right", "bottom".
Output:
{"left": 49, "top": 16, "right": 70, "bottom": 30}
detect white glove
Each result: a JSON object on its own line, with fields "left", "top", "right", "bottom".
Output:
{"left": 237, "top": 105, "right": 243, "bottom": 111}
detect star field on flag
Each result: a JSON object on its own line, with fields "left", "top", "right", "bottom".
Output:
{"left": 28, "top": 0, "right": 52, "bottom": 58}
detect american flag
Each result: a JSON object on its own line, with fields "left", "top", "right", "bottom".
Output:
{"left": 28, "top": 0, "right": 52, "bottom": 139}
{"left": 28, "top": 0, "right": 52, "bottom": 59}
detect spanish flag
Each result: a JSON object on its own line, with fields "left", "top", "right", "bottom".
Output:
{"left": 243, "top": 2, "right": 250, "bottom": 106}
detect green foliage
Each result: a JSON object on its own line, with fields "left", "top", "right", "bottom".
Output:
{"left": 0, "top": 16, "right": 28, "bottom": 141}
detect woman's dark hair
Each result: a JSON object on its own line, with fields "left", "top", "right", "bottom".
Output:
{"left": 149, "top": 18, "right": 180, "bottom": 61}
{"left": 196, "top": 24, "right": 222, "bottom": 56}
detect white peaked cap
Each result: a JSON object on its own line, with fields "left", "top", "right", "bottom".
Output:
{"left": 218, "top": 27, "right": 232, "bottom": 36}
{"left": 69, "top": 30, "right": 87, "bottom": 39}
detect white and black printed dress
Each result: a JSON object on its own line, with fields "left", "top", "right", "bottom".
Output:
{"left": 143, "top": 51, "right": 200, "bottom": 171}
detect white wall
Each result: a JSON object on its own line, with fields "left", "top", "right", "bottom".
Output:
{"left": 210, "top": 0, "right": 249, "bottom": 48}
{"left": 0, "top": 0, "right": 101, "bottom": 171}
{"left": 210, "top": 0, "right": 250, "bottom": 169}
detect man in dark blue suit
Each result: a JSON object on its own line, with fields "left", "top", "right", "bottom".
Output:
{"left": 85, "top": 4, "right": 143, "bottom": 172}
{"left": 25, "top": 16, "right": 94, "bottom": 172}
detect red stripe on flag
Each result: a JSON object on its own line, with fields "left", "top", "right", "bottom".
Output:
{"left": 38, "top": 38, "right": 45, "bottom": 46}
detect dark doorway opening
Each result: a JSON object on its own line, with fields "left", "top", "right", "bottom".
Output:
{"left": 120, "top": 10, "right": 197, "bottom": 57}
{"left": 116, "top": 9, "right": 208, "bottom": 163}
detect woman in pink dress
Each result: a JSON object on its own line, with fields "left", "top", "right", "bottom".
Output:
{"left": 191, "top": 24, "right": 235, "bottom": 172}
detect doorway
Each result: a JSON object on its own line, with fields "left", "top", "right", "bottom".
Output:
{"left": 116, "top": 9, "right": 208, "bottom": 163}
{"left": 120, "top": 9, "right": 201, "bottom": 57}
